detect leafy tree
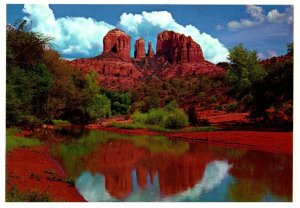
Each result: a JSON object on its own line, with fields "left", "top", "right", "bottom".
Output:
{"left": 225, "top": 44, "right": 266, "bottom": 109}
{"left": 251, "top": 56, "right": 293, "bottom": 127}
{"left": 86, "top": 94, "right": 111, "bottom": 119}
{"left": 287, "top": 42, "right": 293, "bottom": 56}
{"left": 103, "top": 90, "right": 131, "bottom": 115}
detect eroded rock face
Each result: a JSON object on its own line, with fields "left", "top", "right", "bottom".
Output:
{"left": 103, "top": 29, "right": 131, "bottom": 62}
{"left": 134, "top": 38, "right": 146, "bottom": 59}
{"left": 70, "top": 29, "right": 223, "bottom": 90}
{"left": 156, "top": 30, "right": 204, "bottom": 64}
{"left": 147, "top": 42, "right": 155, "bottom": 57}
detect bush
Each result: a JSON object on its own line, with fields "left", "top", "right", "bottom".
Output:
{"left": 132, "top": 101, "right": 189, "bottom": 129}
{"left": 6, "top": 186, "right": 51, "bottom": 202}
{"left": 144, "top": 109, "right": 166, "bottom": 125}
{"left": 164, "top": 109, "right": 189, "bottom": 129}
{"left": 132, "top": 111, "right": 147, "bottom": 124}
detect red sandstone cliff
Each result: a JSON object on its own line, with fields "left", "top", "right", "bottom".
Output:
{"left": 156, "top": 30, "right": 204, "bottom": 64}
{"left": 70, "top": 29, "right": 223, "bottom": 90}
{"left": 102, "top": 29, "right": 131, "bottom": 62}
{"left": 134, "top": 38, "right": 146, "bottom": 59}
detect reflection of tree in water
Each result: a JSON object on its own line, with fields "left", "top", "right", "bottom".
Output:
{"left": 226, "top": 151, "right": 292, "bottom": 201}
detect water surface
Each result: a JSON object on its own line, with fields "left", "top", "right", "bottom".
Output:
{"left": 52, "top": 127, "right": 292, "bottom": 202}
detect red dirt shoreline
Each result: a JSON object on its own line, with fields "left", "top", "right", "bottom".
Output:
{"left": 6, "top": 146, "right": 86, "bottom": 202}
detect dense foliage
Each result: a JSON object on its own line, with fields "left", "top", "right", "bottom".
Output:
{"left": 102, "top": 89, "right": 131, "bottom": 115}
{"left": 6, "top": 21, "right": 111, "bottom": 126}
{"left": 225, "top": 44, "right": 266, "bottom": 111}
{"left": 225, "top": 43, "right": 293, "bottom": 128}
{"left": 132, "top": 101, "right": 189, "bottom": 129}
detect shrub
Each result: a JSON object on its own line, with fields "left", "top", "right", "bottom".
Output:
{"left": 131, "top": 101, "right": 189, "bottom": 129}
{"left": 132, "top": 111, "right": 147, "bottom": 124}
{"left": 164, "top": 109, "right": 189, "bottom": 129}
{"left": 144, "top": 108, "right": 166, "bottom": 125}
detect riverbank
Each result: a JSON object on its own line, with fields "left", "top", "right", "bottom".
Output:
{"left": 6, "top": 145, "right": 85, "bottom": 202}
{"left": 86, "top": 125, "right": 292, "bottom": 155}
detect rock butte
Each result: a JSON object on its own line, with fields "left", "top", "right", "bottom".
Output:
{"left": 70, "top": 29, "right": 223, "bottom": 90}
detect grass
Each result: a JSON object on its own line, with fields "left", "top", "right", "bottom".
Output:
{"left": 6, "top": 186, "right": 51, "bottom": 202}
{"left": 52, "top": 119, "right": 70, "bottom": 125}
{"left": 6, "top": 128, "right": 42, "bottom": 152}
{"left": 108, "top": 122, "right": 220, "bottom": 132}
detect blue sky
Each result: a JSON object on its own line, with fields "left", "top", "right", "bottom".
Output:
{"left": 6, "top": 4, "right": 293, "bottom": 63}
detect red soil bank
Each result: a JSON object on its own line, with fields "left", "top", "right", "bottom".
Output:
{"left": 166, "top": 131, "right": 292, "bottom": 155}
{"left": 6, "top": 146, "right": 85, "bottom": 202}
{"left": 87, "top": 125, "right": 292, "bottom": 155}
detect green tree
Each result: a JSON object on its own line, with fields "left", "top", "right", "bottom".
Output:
{"left": 226, "top": 44, "right": 266, "bottom": 109}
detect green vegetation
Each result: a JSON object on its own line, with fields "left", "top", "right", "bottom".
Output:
{"left": 225, "top": 43, "right": 266, "bottom": 111}
{"left": 6, "top": 186, "right": 51, "bottom": 202}
{"left": 131, "top": 101, "right": 189, "bottom": 130}
{"left": 52, "top": 119, "right": 70, "bottom": 125}
{"left": 51, "top": 129, "right": 188, "bottom": 179}
{"left": 6, "top": 20, "right": 113, "bottom": 126}
{"left": 225, "top": 43, "right": 293, "bottom": 128}
{"left": 6, "top": 128, "right": 41, "bottom": 152}
{"left": 102, "top": 89, "right": 131, "bottom": 115}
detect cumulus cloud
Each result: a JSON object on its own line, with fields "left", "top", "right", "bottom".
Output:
{"left": 23, "top": 5, "right": 228, "bottom": 63}
{"left": 118, "top": 11, "right": 229, "bottom": 63}
{"left": 227, "top": 5, "right": 293, "bottom": 31}
{"left": 23, "top": 4, "right": 114, "bottom": 58}
{"left": 228, "top": 5, "right": 265, "bottom": 30}
{"left": 267, "top": 6, "right": 293, "bottom": 24}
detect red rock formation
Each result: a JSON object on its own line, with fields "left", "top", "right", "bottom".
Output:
{"left": 103, "top": 29, "right": 131, "bottom": 62}
{"left": 70, "top": 29, "right": 223, "bottom": 90}
{"left": 134, "top": 38, "right": 146, "bottom": 59}
{"left": 147, "top": 42, "right": 155, "bottom": 57}
{"left": 156, "top": 30, "right": 204, "bottom": 64}
{"left": 70, "top": 58, "right": 142, "bottom": 90}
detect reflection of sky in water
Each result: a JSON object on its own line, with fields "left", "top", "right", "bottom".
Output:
{"left": 75, "top": 160, "right": 234, "bottom": 202}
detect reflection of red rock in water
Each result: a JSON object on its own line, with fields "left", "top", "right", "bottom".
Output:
{"left": 85, "top": 140, "right": 145, "bottom": 199}
{"left": 153, "top": 145, "right": 212, "bottom": 196}
{"left": 136, "top": 167, "right": 148, "bottom": 189}
{"left": 84, "top": 140, "right": 213, "bottom": 199}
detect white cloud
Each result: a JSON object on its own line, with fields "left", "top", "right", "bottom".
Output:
{"left": 215, "top": 24, "right": 223, "bottom": 31}
{"left": 257, "top": 50, "right": 278, "bottom": 60}
{"left": 246, "top": 5, "right": 265, "bottom": 22}
{"left": 118, "top": 11, "right": 229, "bottom": 63}
{"left": 23, "top": 5, "right": 228, "bottom": 63}
{"left": 23, "top": 4, "right": 114, "bottom": 58}
{"left": 267, "top": 6, "right": 293, "bottom": 24}
{"left": 228, "top": 5, "right": 265, "bottom": 30}
{"left": 228, "top": 5, "right": 293, "bottom": 31}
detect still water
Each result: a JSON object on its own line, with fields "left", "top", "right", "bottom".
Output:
{"left": 52, "top": 127, "right": 292, "bottom": 202}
